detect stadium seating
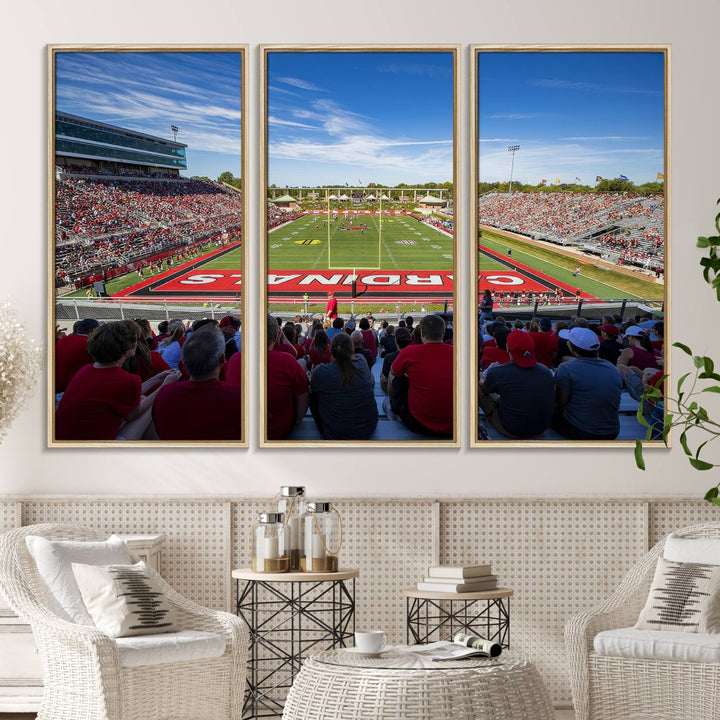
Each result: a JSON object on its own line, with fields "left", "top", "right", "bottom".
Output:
{"left": 478, "top": 191, "right": 664, "bottom": 271}
{"left": 286, "top": 358, "right": 431, "bottom": 441}
{"left": 55, "top": 172, "right": 242, "bottom": 279}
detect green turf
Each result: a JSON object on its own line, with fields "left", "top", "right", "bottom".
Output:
{"left": 63, "top": 241, "right": 240, "bottom": 299}
{"left": 268, "top": 214, "right": 453, "bottom": 270}
{"left": 479, "top": 229, "right": 664, "bottom": 300}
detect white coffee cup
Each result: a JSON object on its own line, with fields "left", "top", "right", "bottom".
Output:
{"left": 354, "top": 630, "right": 387, "bottom": 654}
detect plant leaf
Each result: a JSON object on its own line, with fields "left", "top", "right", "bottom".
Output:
{"left": 705, "top": 486, "right": 720, "bottom": 501}
{"left": 689, "top": 458, "right": 715, "bottom": 471}
{"left": 634, "top": 439, "right": 646, "bottom": 471}
{"left": 673, "top": 342, "right": 692, "bottom": 356}
{"left": 680, "top": 431, "right": 691, "bottom": 456}
{"left": 702, "top": 386, "right": 720, "bottom": 393}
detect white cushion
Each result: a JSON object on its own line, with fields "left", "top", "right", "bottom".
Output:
{"left": 595, "top": 627, "right": 720, "bottom": 663}
{"left": 25, "top": 535, "right": 133, "bottom": 625}
{"left": 664, "top": 532, "right": 720, "bottom": 565}
{"left": 72, "top": 561, "right": 178, "bottom": 638}
{"left": 115, "top": 630, "right": 226, "bottom": 668}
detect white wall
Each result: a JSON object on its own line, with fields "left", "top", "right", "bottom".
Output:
{"left": 1, "top": 0, "right": 718, "bottom": 498}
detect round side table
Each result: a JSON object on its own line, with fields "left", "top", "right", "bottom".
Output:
{"left": 404, "top": 587, "right": 514, "bottom": 647}
{"left": 282, "top": 647, "right": 554, "bottom": 720}
{"left": 233, "top": 568, "right": 359, "bottom": 719}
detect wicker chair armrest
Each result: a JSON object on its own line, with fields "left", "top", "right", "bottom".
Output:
{"left": 565, "top": 539, "right": 664, "bottom": 720}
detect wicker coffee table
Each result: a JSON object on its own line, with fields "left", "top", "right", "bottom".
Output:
{"left": 282, "top": 647, "right": 554, "bottom": 720}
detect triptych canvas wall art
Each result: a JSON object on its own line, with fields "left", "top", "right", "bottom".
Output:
{"left": 48, "top": 45, "right": 668, "bottom": 450}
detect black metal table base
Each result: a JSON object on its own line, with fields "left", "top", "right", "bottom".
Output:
{"left": 406, "top": 596, "right": 510, "bottom": 648}
{"left": 236, "top": 578, "right": 356, "bottom": 719}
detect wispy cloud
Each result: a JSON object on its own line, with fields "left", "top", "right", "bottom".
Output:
{"left": 529, "top": 78, "right": 661, "bottom": 96}
{"left": 377, "top": 63, "right": 452, "bottom": 79}
{"left": 55, "top": 53, "right": 243, "bottom": 162}
{"left": 276, "top": 76, "right": 324, "bottom": 91}
{"left": 561, "top": 135, "right": 649, "bottom": 141}
{"left": 488, "top": 113, "right": 546, "bottom": 120}
{"left": 479, "top": 140, "right": 662, "bottom": 184}
{"left": 268, "top": 116, "right": 320, "bottom": 129}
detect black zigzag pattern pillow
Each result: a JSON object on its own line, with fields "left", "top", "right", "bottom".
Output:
{"left": 636, "top": 557, "right": 720, "bottom": 633}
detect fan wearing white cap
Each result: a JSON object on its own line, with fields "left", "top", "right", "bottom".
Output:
{"left": 617, "top": 325, "right": 662, "bottom": 372}
{"left": 551, "top": 327, "right": 624, "bottom": 440}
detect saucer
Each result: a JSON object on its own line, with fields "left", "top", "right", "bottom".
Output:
{"left": 343, "top": 647, "right": 390, "bottom": 657}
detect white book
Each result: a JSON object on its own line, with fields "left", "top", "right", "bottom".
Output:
{"left": 417, "top": 580, "right": 498, "bottom": 593}
{"left": 427, "top": 564, "right": 492, "bottom": 579}
{"left": 422, "top": 574, "right": 496, "bottom": 585}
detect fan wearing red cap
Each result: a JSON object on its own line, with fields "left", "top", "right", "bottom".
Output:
{"left": 479, "top": 330, "right": 555, "bottom": 439}
{"left": 552, "top": 327, "right": 623, "bottom": 440}
{"left": 597, "top": 324, "right": 623, "bottom": 365}
{"left": 326, "top": 291, "right": 338, "bottom": 320}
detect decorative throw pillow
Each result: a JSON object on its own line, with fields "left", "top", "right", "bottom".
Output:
{"left": 664, "top": 532, "right": 720, "bottom": 565}
{"left": 71, "top": 561, "right": 178, "bottom": 638}
{"left": 636, "top": 557, "right": 720, "bottom": 633}
{"left": 25, "top": 534, "right": 133, "bottom": 625}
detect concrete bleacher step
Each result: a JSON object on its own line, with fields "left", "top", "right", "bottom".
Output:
{"left": 478, "top": 413, "right": 646, "bottom": 442}
{"left": 286, "top": 415, "right": 428, "bottom": 442}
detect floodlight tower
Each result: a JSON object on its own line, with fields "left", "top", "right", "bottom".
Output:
{"left": 507, "top": 144, "right": 520, "bottom": 194}
{"left": 170, "top": 125, "right": 179, "bottom": 142}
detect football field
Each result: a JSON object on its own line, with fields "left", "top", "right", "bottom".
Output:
{"left": 268, "top": 213, "right": 453, "bottom": 271}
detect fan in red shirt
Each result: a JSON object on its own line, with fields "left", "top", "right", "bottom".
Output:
{"left": 56, "top": 321, "right": 181, "bottom": 441}
{"left": 266, "top": 313, "right": 309, "bottom": 440}
{"left": 481, "top": 325, "right": 511, "bottom": 370}
{"left": 55, "top": 317, "right": 99, "bottom": 392}
{"left": 389, "top": 314, "right": 453, "bottom": 437}
{"left": 528, "top": 317, "right": 559, "bottom": 369}
{"left": 326, "top": 291, "right": 338, "bottom": 320}
{"left": 153, "top": 325, "right": 242, "bottom": 441}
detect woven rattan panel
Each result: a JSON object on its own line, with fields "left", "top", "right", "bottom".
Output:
{"left": 0, "top": 501, "right": 18, "bottom": 532}
{"left": 648, "top": 500, "right": 720, "bottom": 545}
{"left": 440, "top": 500, "right": 646, "bottom": 704}
{"left": 22, "top": 500, "right": 228, "bottom": 610}
{"left": 232, "top": 500, "right": 434, "bottom": 646}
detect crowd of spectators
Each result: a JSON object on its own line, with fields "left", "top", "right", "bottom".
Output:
{"left": 267, "top": 206, "right": 303, "bottom": 230}
{"left": 266, "top": 310, "right": 454, "bottom": 441}
{"left": 55, "top": 313, "right": 243, "bottom": 442}
{"left": 423, "top": 216, "right": 454, "bottom": 233}
{"left": 478, "top": 311, "right": 664, "bottom": 440}
{"left": 55, "top": 173, "right": 243, "bottom": 279}
{"left": 477, "top": 192, "right": 665, "bottom": 266}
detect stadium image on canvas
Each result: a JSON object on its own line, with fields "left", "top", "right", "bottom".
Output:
{"left": 51, "top": 48, "right": 246, "bottom": 445}
{"left": 472, "top": 47, "right": 668, "bottom": 446}
{"left": 262, "top": 47, "right": 458, "bottom": 445}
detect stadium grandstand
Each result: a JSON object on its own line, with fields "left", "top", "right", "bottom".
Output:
{"left": 478, "top": 191, "right": 664, "bottom": 272}
{"left": 54, "top": 113, "right": 242, "bottom": 292}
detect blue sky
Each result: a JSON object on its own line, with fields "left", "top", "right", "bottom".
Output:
{"left": 478, "top": 52, "right": 665, "bottom": 185}
{"left": 267, "top": 51, "right": 454, "bottom": 187}
{"left": 55, "top": 52, "right": 242, "bottom": 179}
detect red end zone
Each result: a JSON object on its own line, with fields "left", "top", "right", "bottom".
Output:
{"left": 145, "top": 269, "right": 560, "bottom": 295}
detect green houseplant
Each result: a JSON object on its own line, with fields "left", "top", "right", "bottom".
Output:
{"left": 634, "top": 199, "right": 720, "bottom": 507}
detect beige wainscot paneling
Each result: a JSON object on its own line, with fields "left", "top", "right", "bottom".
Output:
{"left": 440, "top": 500, "right": 647, "bottom": 705}
{"left": 22, "top": 499, "right": 227, "bottom": 610}
{"left": 648, "top": 499, "right": 720, "bottom": 545}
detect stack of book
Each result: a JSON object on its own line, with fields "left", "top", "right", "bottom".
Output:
{"left": 416, "top": 564, "right": 498, "bottom": 593}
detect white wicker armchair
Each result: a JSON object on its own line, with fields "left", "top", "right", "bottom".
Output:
{"left": 565, "top": 521, "right": 720, "bottom": 720}
{"left": 0, "top": 523, "right": 248, "bottom": 720}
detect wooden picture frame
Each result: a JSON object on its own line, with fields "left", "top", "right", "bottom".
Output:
{"left": 48, "top": 45, "right": 248, "bottom": 447}
{"left": 260, "top": 45, "right": 460, "bottom": 447}
{"left": 470, "top": 45, "right": 670, "bottom": 447}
